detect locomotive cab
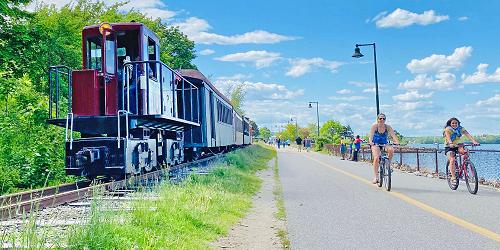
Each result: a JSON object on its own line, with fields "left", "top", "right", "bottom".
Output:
{"left": 73, "top": 22, "right": 165, "bottom": 117}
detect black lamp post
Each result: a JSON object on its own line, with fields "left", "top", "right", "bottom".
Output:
{"left": 308, "top": 102, "right": 320, "bottom": 137}
{"left": 290, "top": 116, "right": 298, "bottom": 138}
{"left": 352, "top": 43, "right": 380, "bottom": 115}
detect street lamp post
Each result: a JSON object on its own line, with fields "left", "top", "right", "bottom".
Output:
{"left": 308, "top": 102, "right": 320, "bottom": 137}
{"left": 352, "top": 43, "right": 380, "bottom": 115}
{"left": 290, "top": 116, "right": 298, "bottom": 138}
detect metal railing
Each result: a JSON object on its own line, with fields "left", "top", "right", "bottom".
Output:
{"left": 122, "top": 60, "right": 200, "bottom": 123}
{"left": 326, "top": 144, "right": 500, "bottom": 182}
{"left": 48, "top": 66, "right": 72, "bottom": 119}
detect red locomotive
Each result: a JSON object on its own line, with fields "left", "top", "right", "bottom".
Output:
{"left": 48, "top": 22, "right": 251, "bottom": 179}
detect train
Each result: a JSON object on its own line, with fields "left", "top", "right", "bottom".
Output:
{"left": 47, "top": 22, "right": 252, "bottom": 179}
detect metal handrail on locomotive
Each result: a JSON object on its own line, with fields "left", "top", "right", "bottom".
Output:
{"left": 47, "top": 22, "right": 252, "bottom": 179}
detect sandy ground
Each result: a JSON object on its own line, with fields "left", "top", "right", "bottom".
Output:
{"left": 212, "top": 159, "right": 285, "bottom": 249}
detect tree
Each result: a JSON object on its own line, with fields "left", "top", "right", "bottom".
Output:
{"left": 249, "top": 120, "right": 259, "bottom": 137}
{"left": 298, "top": 127, "right": 310, "bottom": 139}
{"left": 225, "top": 83, "right": 245, "bottom": 115}
{"left": 259, "top": 127, "right": 271, "bottom": 141}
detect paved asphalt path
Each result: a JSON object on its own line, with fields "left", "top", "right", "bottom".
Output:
{"left": 278, "top": 148, "right": 500, "bottom": 249}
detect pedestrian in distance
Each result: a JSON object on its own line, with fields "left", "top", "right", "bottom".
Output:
{"left": 295, "top": 136, "right": 303, "bottom": 152}
{"left": 352, "top": 135, "right": 362, "bottom": 162}
{"left": 340, "top": 138, "right": 347, "bottom": 160}
{"left": 305, "top": 137, "right": 312, "bottom": 152}
{"left": 277, "top": 137, "right": 281, "bottom": 149}
{"left": 348, "top": 138, "right": 354, "bottom": 160}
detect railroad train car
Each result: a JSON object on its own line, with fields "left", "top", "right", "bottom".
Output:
{"left": 179, "top": 70, "right": 251, "bottom": 160}
{"left": 47, "top": 22, "right": 252, "bottom": 179}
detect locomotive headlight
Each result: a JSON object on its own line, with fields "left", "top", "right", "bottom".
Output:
{"left": 99, "top": 22, "right": 112, "bottom": 36}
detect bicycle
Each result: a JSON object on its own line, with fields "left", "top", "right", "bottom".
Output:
{"left": 445, "top": 143, "right": 479, "bottom": 194}
{"left": 374, "top": 143, "right": 397, "bottom": 191}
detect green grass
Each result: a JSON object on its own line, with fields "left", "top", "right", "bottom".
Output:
{"left": 272, "top": 155, "right": 290, "bottom": 249}
{"left": 65, "top": 144, "right": 276, "bottom": 250}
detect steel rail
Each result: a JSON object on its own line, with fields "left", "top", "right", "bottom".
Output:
{"left": 0, "top": 153, "right": 222, "bottom": 220}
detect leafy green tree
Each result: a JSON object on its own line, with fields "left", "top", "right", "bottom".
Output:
{"left": 298, "top": 127, "right": 311, "bottom": 139}
{"left": 249, "top": 120, "right": 259, "bottom": 137}
{"left": 224, "top": 83, "right": 245, "bottom": 115}
{"left": 259, "top": 127, "right": 271, "bottom": 141}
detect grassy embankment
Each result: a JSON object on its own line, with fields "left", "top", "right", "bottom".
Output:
{"left": 66, "top": 144, "right": 276, "bottom": 249}
{"left": 272, "top": 152, "right": 290, "bottom": 249}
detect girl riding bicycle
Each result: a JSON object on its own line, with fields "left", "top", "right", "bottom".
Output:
{"left": 368, "top": 113, "right": 400, "bottom": 184}
{"left": 443, "top": 117, "right": 480, "bottom": 184}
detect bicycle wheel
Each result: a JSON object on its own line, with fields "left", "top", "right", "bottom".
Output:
{"left": 464, "top": 160, "right": 478, "bottom": 194}
{"left": 445, "top": 160, "right": 459, "bottom": 190}
{"left": 378, "top": 159, "right": 383, "bottom": 187}
{"left": 384, "top": 160, "right": 391, "bottom": 191}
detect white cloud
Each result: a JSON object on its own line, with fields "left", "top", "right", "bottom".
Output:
{"left": 362, "top": 87, "right": 389, "bottom": 93}
{"left": 406, "top": 46, "right": 472, "bottom": 74}
{"left": 172, "top": 17, "right": 297, "bottom": 45}
{"left": 461, "top": 63, "right": 500, "bottom": 84}
{"left": 214, "top": 79, "right": 304, "bottom": 101}
{"left": 373, "top": 8, "right": 449, "bottom": 28}
{"left": 458, "top": 16, "right": 469, "bottom": 21}
{"left": 199, "top": 49, "right": 215, "bottom": 56}
{"left": 28, "top": 0, "right": 177, "bottom": 20}
{"left": 215, "top": 51, "right": 281, "bottom": 69}
{"left": 392, "top": 90, "right": 433, "bottom": 102}
{"left": 329, "top": 96, "right": 367, "bottom": 101}
{"left": 216, "top": 74, "right": 252, "bottom": 81}
{"left": 475, "top": 94, "right": 500, "bottom": 106}
{"left": 396, "top": 101, "right": 435, "bottom": 111}
{"left": 286, "top": 58, "right": 344, "bottom": 77}
{"left": 336, "top": 89, "right": 352, "bottom": 94}
{"left": 399, "top": 73, "right": 457, "bottom": 90}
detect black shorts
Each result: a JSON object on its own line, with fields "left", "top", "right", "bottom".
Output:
{"left": 444, "top": 147, "right": 458, "bottom": 155}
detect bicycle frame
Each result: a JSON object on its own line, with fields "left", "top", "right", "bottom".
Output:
{"left": 452, "top": 144, "right": 472, "bottom": 179}
{"left": 446, "top": 143, "right": 479, "bottom": 194}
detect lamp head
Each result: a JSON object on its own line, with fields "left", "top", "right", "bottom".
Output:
{"left": 352, "top": 46, "right": 364, "bottom": 58}
{"left": 308, "top": 103, "right": 312, "bottom": 108}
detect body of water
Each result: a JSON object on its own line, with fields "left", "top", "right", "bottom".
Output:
{"left": 401, "top": 144, "right": 500, "bottom": 181}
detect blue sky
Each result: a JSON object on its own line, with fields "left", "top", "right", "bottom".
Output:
{"left": 33, "top": 0, "right": 500, "bottom": 136}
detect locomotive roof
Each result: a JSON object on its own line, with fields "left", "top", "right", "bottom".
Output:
{"left": 82, "top": 22, "right": 159, "bottom": 43}
{"left": 180, "top": 69, "right": 239, "bottom": 113}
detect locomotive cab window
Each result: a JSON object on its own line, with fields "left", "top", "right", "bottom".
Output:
{"left": 147, "top": 37, "right": 158, "bottom": 79}
{"left": 105, "top": 35, "right": 116, "bottom": 74}
{"left": 86, "top": 36, "right": 102, "bottom": 71}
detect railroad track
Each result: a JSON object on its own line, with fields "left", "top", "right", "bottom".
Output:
{"left": 0, "top": 154, "right": 222, "bottom": 220}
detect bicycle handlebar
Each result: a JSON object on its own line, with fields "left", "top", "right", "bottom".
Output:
{"left": 447, "top": 143, "right": 480, "bottom": 148}
{"left": 371, "top": 143, "right": 400, "bottom": 147}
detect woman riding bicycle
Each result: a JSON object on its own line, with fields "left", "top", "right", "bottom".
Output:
{"left": 368, "top": 113, "right": 400, "bottom": 184}
{"left": 443, "top": 117, "right": 480, "bottom": 184}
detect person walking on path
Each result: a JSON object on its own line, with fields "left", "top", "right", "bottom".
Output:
{"left": 277, "top": 137, "right": 281, "bottom": 149}
{"left": 352, "top": 135, "right": 362, "bottom": 162}
{"left": 348, "top": 138, "right": 354, "bottom": 160}
{"left": 295, "top": 136, "right": 303, "bottom": 152}
{"left": 340, "top": 138, "right": 347, "bottom": 160}
{"left": 304, "top": 137, "right": 312, "bottom": 152}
